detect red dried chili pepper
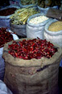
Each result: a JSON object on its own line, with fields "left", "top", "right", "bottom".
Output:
{"left": 0, "top": 27, "right": 13, "bottom": 48}
{"left": 8, "top": 38, "right": 57, "bottom": 60}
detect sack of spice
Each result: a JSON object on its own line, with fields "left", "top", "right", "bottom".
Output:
{"left": 46, "top": 8, "right": 62, "bottom": 21}
{"left": 44, "top": 17, "right": 62, "bottom": 69}
{"left": 26, "top": 13, "right": 51, "bottom": 39}
{"left": 0, "top": 5, "right": 20, "bottom": 29}
{"left": 0, "top": 27, "right": 19, "bottom": 80}
{"left": 44, "top": 19, "right": 62, "bottom": 47}
{"left": 37, "top": 0, "right": 59, "bottom": 15}
{"left": 20, "top": 0, "right": 38, "bottom": 8}
{"left": 37, "top": 6, "right": 58, "bottom": 15}
{"left": 10, "top": 6, "right": 40, "bottom": 37}
{"left": 3, "top": 38, "right": 62, "bottom": 94}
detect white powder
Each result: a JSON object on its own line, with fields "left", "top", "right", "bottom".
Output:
{"left": 29, "top": 16, "right": 48, "bottom": 24}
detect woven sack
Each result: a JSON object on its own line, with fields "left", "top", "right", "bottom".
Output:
{"left": 3, "top": 39, "right": 62, "bottom": 94}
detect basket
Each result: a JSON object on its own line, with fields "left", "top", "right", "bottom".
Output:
{"left": 3, "top": 39, "right": 62, "bottom": 94}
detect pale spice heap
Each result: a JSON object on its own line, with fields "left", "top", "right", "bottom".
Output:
{"left": 29, "top": 16, "right": 48, "bottom": 24}
{"left": 48, "top": 21, "right": 62, "bottom": 32}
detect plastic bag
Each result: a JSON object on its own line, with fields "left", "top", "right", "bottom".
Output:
{"left": 0, "top": 80, "right": 13, "bottom": 94}
{"left": 0, "top": 5, "right": 20, "bottom": 28}
{"left": 26, "top": 13, "right": 51, "bottom": 39}
{"left": 44, "top": 19, "right": 62, "bottom": 47}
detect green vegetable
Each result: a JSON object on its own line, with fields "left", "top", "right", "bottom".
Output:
{"left": 10, "top": 7, "right": 40, "bottom": 25}
{"left": 21, "top": 0, "right": 38, "bottom": 5}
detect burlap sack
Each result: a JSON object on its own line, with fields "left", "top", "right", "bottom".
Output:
{"left": 46, "top": 8, "right": 62, "bottom": 21}
{"left": 3, "top": 39, "right": 62, "bottom": 94}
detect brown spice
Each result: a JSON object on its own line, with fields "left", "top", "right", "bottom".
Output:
{"left": 0, "top": 8, "right": 17, "bottom": 16}
{"left": 48, "top": 21, "right": 62, "bottom": 32}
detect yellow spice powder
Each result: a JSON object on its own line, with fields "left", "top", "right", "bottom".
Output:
{"left": 48, "top": 21, "right": 62, "bottom": 32}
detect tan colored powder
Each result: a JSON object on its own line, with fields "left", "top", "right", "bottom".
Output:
{"left": 48, "top": 21, "right": 62, "bottom": 32}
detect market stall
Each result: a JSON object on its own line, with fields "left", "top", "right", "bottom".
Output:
{"left": 0, "top": 0, "right": 62, "bottom": 94}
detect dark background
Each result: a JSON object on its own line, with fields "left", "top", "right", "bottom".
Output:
{"left": 0, "top": 0, "right": 10, "bottom": 7}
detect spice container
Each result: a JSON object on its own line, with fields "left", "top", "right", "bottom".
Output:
{"left": 10, "top": 7, "right": 40, "bottom": 37}
{"left": 0, "top": 5, "right": 20, "bottom": 28}
{"left": 20, "top": 0, "right": 38, "bottom": 8}
{"left": 0, "top": 27, "right": 19, "bottom": 81}
{"left": 26, "top": 13, "right": 50, "bottom": 39}
{"left": 3, "top": 38, "right": 62, "bottom": 94}
{"left": 44, "top": 19, "right": 62, "bottom": 47}
{"left": 37, "top": 0, "right": 58, "bottom": 15}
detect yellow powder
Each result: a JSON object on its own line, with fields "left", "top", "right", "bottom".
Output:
{"left": 48, "top": 21, "right": 62, "bottom": 32}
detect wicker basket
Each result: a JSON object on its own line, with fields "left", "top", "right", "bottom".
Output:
{"left": 3, "top": 39, "right": 62, "bottom": 94}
